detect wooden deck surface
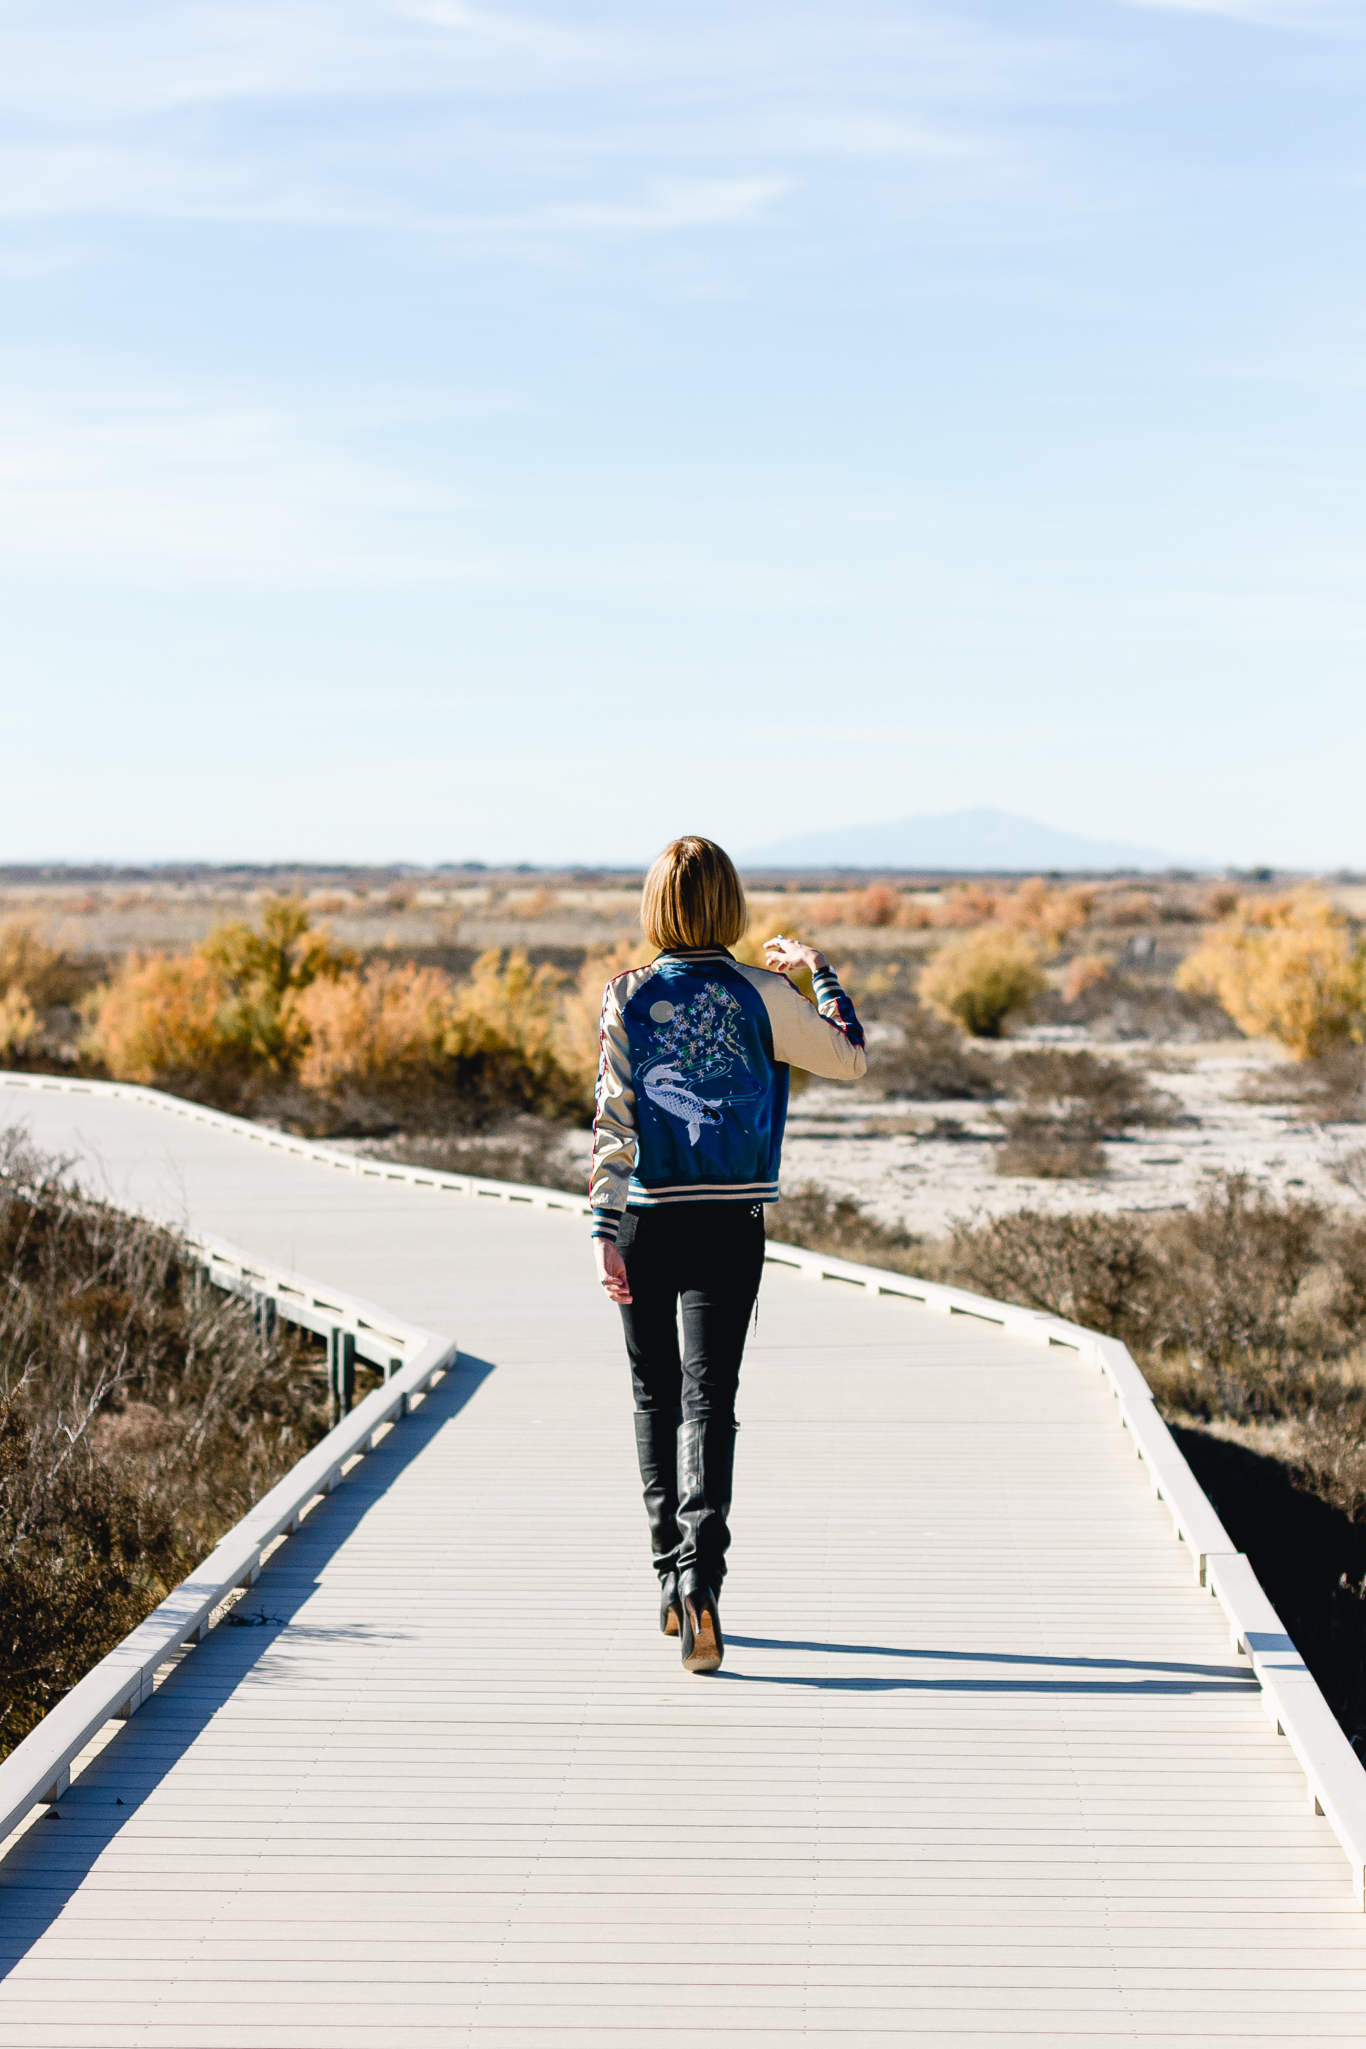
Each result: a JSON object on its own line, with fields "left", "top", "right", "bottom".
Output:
{"left": 2, "top": 1088, "right": 1364, "bottom": 2046}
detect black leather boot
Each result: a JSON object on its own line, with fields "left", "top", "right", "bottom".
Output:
{"left": 676, "top": 1416, "right": 738, "bottom": 1619}
{"left": 680, "top": 1585, "right": 724, "bottom": 1674}
{"left": 633, "top": 1409, "right": 684, "bottom": 1635}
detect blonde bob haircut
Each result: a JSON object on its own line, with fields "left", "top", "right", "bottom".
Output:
{"left": 641, "top": 836, "right": 748, "bottom": 953}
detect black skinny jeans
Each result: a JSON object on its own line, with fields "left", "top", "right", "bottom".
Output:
{"left": 616, "top": 1201, "right": 767, "bottom": 1421}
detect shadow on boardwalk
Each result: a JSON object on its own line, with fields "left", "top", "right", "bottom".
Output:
{"left": 722, "top": 1635, "right": 1260, "bottom": 1694}
{"left": 0, "top": 1356, "right": 497, "bottom": 1978}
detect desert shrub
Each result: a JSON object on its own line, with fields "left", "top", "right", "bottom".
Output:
{"left": 933, "top": 882, "right": 1001, "bottom": 928}
{"left": 1338, "top": 1149, "right": 1366, "bottom": 1204}
{"left": 508, "top": 885, "right": 560, "bottom": 921}
{"left": 0, "top": 921, "right": 95, "bottom": 1069}
{"left": 292, "top": 962, "right": 456, "bottom": 1097}
{"left": 444, "top": 947, "right": 584, "bottom": 1119}
{"left": 1241, "top": 1046, "right": 1366, "bottom": 1125}
{"left": 1293, "top": 1408, "right": 1366, "bottom": 1524}
{"left": 200, "top": 895, "right": 356, "bottom": 1072}
{"left": 1034, "top": 966, "right": 1233, "bottom": 1041}
{"left": 1176, "top": 889, "right": 1366, "bottom": 1058}
{"left": 1001, "top": 1048, "right": 1180, "bottom": 1137}
{"left": 0, "top": 989, "right": 38, "bottom": 1056}
{"left": 941, "top": 1206, "right": 1157, "bottom": 1335}
{"left": 89, "top": 896, "right": 355, "bottom": 1091}
{"left": 732, "top": 911, "right": 815, "bottom": 994}
{"left": 994, "top": 1119, "right": 1108, "bottom": 1179}
{"left": 941, "top": 1175, "right": 1366, "bottom": 1402}
{"left": 846, "top": 885, "right": 901, "bottom": 929}
{"left": 0, "top": 1130, "right": 330, "bottom": 1756}
{"left": 558, "top": 936, "right": 654, "bottom": 1099}
{"left": 90, "top": 951, "right": 237, "bottom": 1085}
{"left": 851, "top": 987, "right": 998, "bottom": 1101}
{"left": 0, "top": 921, "right": 72, "bottom": 1012}
{"left": 804, "top": 887, "right": 902, "bottom": 929}
{"left": 1063, "top": 954, "right": 1111, "bottom": 1004}
{"left": 765, "top": 1183, "right": 935, "bottom": 1273}
{"left": 997, "top": 878, "right": 1093, "bottom": 949}
{"left": 920, "top": 927, "right": 1047, "bottom": 1037}
{"left": 1105, "top": 890, "right": 1161, "bottom": 927}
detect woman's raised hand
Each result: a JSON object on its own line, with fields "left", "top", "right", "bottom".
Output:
{"left": 763, "top": 933, "right": 829, "bottom": 978}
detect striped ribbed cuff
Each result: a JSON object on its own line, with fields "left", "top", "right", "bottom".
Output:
{"left": 811, "top": 967, "right": 841, "bottom": 997}
{"left": 591, "top": 1209, "right": 622, "bottom": 1244}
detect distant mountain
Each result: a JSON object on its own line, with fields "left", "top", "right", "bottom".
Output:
{"left": 739, "top": 806, "right": 1192, "bottom": 873}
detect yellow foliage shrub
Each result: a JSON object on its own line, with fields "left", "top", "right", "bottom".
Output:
{"left": 846, "top": 885, "right": 901, "bottom": 929}
{"left": 508, "top": 885, "right": 560, "bottom": 921}
{"left": 445, "top": 948, "right": 584, "bottom": 1117}
{"left": 1063, "top": 954, "right": 1112, "bottom": 1005}
{"left": 920, "top": 927, "right": 1047, "bottom": 1038}
{"left": 998, "top": 878, "right": 1093, "bottom": 950}
{"left": 87, "top": 896, "right": 354, "bottom": 1088}
{"left": 934, "top": 882, "right": 1000, "bottom": 928}
{"left": 292, "top": 963, "right": 456, "bottom": 1094}
{"left": 201, "top": 896, "right": 354, "bottom": 1071}
{"left": 91, "top": 954, "right": 232, "bottom": 1082}
{"left": 929, "top": 879, "right": 1092, "bottom": 947}
{"left": 0, "top": 921, "right": 69, "bottom": 1010}
{"left": 0, "top": 989, "right": 38, "bottom": 1054}
{"left": 1175, "top": 890, "right": 1366, "bottom": 1058}
{"left": 1106, "top": 890, "right": 1160, "bottom": 928}
{"left": 733, "top": 911, "right": 817, "bottom": 998}
{"left": 558, "top": 937, "right": 652, "bottom": 1097}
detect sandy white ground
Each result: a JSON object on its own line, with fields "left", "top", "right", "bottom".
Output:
{"left": 781, "top": 1039, "right": 1366, "bottom": 1235}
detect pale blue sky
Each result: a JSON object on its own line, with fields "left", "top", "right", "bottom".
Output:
{"left": 2, "top": 0, "right": 1363, "bottom": 867}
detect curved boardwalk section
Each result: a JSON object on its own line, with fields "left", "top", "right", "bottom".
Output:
{"left": 1, "top": 1086, "right": 1364, "bottom": 2045}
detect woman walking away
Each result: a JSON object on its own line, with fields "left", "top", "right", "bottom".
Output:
{"left": 591, "top": 837, "right": 867, "bottom": 1673}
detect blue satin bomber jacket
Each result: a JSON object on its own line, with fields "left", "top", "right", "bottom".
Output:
{"left": 589, "top": 946, "right": 867, "bottom": 1242}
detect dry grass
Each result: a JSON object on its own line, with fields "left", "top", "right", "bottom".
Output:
{"left": 0, "top": 1130, "right": 333, "bottom": 1758}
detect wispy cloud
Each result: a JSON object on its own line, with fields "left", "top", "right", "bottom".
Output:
{"left": 0, "top": 1, "right": 1046, "bottom": 246}
{"left": 1115, "top": 0, "right": 1347, "bottom": 22}
{"left": 0, "top": 374, "right": 495, "bottom": 586}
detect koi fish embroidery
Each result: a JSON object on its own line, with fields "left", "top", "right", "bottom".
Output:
{"left": 642, "top": 1062, "right": 725, "bottom": 1146}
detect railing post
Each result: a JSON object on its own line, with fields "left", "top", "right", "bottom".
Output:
{"left": 255, "top": 1294, "right": 277, "bottom": 1347}
{"left": 329, "top": 1328, "right": 356, "bottom": 1424}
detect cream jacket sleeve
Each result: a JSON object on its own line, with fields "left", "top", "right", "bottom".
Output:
{"left": 739, "top": 962, "right": 868, "bottom": 1080}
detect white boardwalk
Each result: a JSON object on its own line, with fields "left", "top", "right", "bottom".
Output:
{"left": 2, "top": 1087, "right": 1365, "bottom": 2046}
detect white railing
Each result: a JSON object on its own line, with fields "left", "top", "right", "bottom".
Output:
{"left": 0, "top": 1207, "right": 458, "bottom": 1844}
{"left": 1, "top": 1068, "right": 1364, "bottom": 1904}
{"left": 763, "top": 1238, "right": 1366, "bottom": 1907}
